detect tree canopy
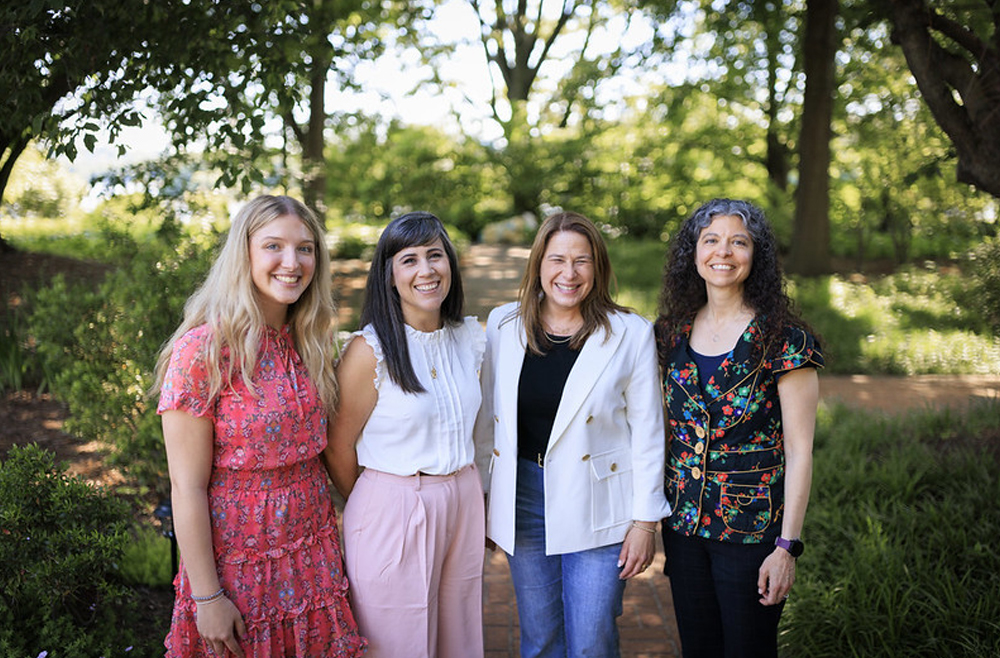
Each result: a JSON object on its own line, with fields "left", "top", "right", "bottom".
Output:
{"left": 3, "top": 0, "right": 998, "bottom": 270}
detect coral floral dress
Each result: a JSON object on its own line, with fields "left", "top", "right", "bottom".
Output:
{"left": 158, "top": 324, "right": 367, "bottom": 657}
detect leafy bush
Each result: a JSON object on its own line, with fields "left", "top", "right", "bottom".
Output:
{"left": 28, "top": 229, "right": 212, "bottom": 494}
{"left": 0, "top": 444, "right": 142, "bottom": 657}
{"left": 0, "top": 306, "right": 31, "bottom": 394}
{"left": 120, "top": 524, "right": 174, "bottom": 588}
{"left": 781, "top": 401, "right": 1000, "bottom": 657}
{"left": 966, "top": 237, "right": 1000, "bottom": 335}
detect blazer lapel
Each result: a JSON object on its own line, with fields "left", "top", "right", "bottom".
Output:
{"left": 497, "top": 314, "right": 526, "bottom": 450}
{"left": 547, "top": 313, "right": 626, "bottom": 449}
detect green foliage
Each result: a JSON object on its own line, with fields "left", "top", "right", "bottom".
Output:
{"left": 0, "top": 147, "right": 86, "bottom": 219}
{"left": 0, "top": 444, "right": 142, "bottom": 657}
{"left": 606, "top": 237, "right": 664, "bottom": 317}
{"left": 781, "top": 401, "right": 1000, "bottom": 657}
{"left": 325, "top": 120, "right": 506, "bottom": 239}
{"left": 120, "top": 524, "right": 174, "bottom": 588}
{"left": 791, "top": 268, "right": 1000, "bottom": 374}
{"left": 966, "top": 237, "right": 1000, "bottom": 335}
{"left": 27, "top": 227, "right": 213, "bottom": 493}
{"left": 0, "top": 306, "right": 30, "bottom": 394}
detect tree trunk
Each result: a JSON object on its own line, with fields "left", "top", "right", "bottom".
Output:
{"left": 888, "top": 0, "right": 1000, "bottom": 198}
{"left": 787, "top": 0, "right": 838, "bottom": 276}
{"left": 301, "top": 65, "right": 328, "bottom": 218}
{"left": 764, "top": 3, "right": 789, "bottom": 191}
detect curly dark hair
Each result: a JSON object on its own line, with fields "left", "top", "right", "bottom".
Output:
{"left": 655, "top": 198, "right": 812, "bottom": 364}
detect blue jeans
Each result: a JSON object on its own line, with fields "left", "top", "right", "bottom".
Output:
{"left": 506, "top": 458, "right": 626, "bottom": 658}
{"left": 663, "top": 528, "right": 785, "bottom": 658}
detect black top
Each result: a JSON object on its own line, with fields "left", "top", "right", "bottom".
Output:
{"left": 687, "top": 345, "right": 727, "bottom": 394}
{"left": 517, "top": 336, "right": 581, "bottom": 464}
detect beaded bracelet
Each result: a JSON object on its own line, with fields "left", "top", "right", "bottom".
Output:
{"left": 631, "top": 522, "right": 656, "bottom": 534}
{"left": 191, "top": 587, "right": 225, "bottom": 604}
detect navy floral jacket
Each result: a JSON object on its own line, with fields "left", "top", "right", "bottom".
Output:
{"left": 660, "top": 319, "right": 823, "bottom": 544}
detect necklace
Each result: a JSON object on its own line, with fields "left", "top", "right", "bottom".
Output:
{"left": 546, "top": 332, "right": 572, "bottom": 345}
{"left": 707, "top": 308, "right": 754, "bottom": 342}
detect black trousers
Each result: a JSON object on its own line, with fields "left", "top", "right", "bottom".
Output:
{"left": 663, "top": 529, "right": 785, "bottom": 658}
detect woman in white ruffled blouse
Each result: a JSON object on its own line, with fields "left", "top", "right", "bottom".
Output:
{"left": 323, "top": 212, "right": 486, "bottom": 658}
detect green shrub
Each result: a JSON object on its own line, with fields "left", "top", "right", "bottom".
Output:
{"left": 28, "top": 230, "right": 212, "bottom": 494}
{"left": 0, "top": 306, "right": 29, "bottom": 393}
{"left": 0, "top": 444, "right": 142, "bottom": 657}
{"left": 781, "top": 402, "right": 1000, "bottom": 656}
{"left": 120, "top": 524, "right": 174, "bottom": 588}
{"left": 967, "top": 237, "right": 1000, "bottom": 335}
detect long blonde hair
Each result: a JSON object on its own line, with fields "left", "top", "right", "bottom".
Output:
{"left": 150, "top": 195, "right": 338, "bottom": 411}
{"left": 512, "top": 211, "right": 628, "bottom": 355}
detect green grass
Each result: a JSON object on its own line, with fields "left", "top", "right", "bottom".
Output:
{"left": 782, "top": 400, "right": 1000, "bottom": 657}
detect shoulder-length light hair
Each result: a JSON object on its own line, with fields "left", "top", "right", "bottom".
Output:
{"left": 512, "top": 211, "right": 628, "bottom": 355}
{"left": 361, "top": 211, "right": 464, "bottom": 394}
{"left": 151, "top": 195, "right": 338, "bottom": 411}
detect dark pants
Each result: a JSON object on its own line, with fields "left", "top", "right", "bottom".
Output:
{"left": 663, "top": 529, "right": 785, "bottom": 658}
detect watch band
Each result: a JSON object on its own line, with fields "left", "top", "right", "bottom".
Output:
{"left": 775, "top": 536, "right": 804, "bottom": 557}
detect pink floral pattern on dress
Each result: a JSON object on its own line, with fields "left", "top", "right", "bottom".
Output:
{"left": 158, "top": 324, "right": 366, "bottom": 657}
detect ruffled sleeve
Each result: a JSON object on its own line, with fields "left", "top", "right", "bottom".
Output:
{"left": 769, "top": 325, "right": 824, "bottom": 376}
{"left": 461, "top": 316, "right": 486, "bottom": 374}
{"left": 355, "top": 325, "right": 386, "bottom": 391}
{"left": 157, "top": 324, "right": 215, "bottom": 417}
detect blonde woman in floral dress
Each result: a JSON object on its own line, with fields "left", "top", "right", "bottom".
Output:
{"left": 152, "top": 195, "right": 366, "bottom": 657}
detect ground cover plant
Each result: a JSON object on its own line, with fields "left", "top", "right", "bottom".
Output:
{"left": 780, "top": 400, "right": 1000, "bottom": 656}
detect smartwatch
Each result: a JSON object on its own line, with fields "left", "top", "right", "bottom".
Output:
{"left": 775, "top": 536, "right": 804, "bottom": 558}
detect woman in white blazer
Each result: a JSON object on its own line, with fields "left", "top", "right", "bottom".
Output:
{"left": 474, "top": 211, "right": 670, "bottom": 658}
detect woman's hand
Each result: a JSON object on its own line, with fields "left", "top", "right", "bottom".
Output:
{"left": 196, "top": 596, "right": 247, "bottom": 657}
{"left": 757, "top": 547, "right": 796, "bottom": 606}
{"left": 617, "top": 523, "right": 656, "bottom": 579}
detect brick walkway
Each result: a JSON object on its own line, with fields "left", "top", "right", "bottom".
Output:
{"left": 482, "top": 532, "right": 681, "bottom": 657}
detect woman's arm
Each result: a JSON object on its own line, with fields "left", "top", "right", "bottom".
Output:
{"left": 163, "top": 410, "right": 246, "bottom": 657}
{"left": 757, "top": 367, "right": 819, "bottom": 605}
{"left": 322, "top": 337, "right": 378, "bottom": 499}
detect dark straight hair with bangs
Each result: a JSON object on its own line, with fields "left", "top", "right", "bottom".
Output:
{"left": 360, "top": 211, "right": 465, "bottom": 393}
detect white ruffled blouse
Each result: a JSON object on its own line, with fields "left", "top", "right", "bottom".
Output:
{"left": 353, "top": 316, "right": 486, "bottom": 476}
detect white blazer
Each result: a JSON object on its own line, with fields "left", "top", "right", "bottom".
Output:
{"left": 474, "top": 302, "right": 670, "bottom": 555}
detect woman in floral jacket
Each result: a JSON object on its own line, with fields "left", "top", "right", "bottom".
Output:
{"left": 655, "top": 198, "right": 823, "bottom": 658}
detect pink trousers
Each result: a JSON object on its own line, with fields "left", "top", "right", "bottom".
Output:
{"left": 342, "top": 464, "right": 485, "bottom": 658}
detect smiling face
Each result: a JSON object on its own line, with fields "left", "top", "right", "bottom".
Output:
{"left": 249, "top": 214, "right": 317, "bottom": 328}
{"left": 539, "top": 230, "right": 595, "bottom": 316}
{"left": 391, "top": 238, "right": 452, "bottom": 331}
{"left": 695, "top": 214, "right": 754, "bottom": 292}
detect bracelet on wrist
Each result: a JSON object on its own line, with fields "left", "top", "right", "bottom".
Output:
{"left": 631, "top": 522, "right": 656, "bottom": 534}
{"left": 191, "top": 587, "right": 225, "bottom": 604}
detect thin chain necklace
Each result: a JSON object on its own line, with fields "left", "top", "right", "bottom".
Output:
{"left": 546, "top": 332, "right": 572, "bottom": 345}
{"left": 708, "top": 308, "right": 753, "bottom": 342}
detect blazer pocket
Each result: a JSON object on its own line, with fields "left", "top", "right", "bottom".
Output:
{"left": 589, "top": 448, "right": 633, "bottom": 531}
{"left": 718, "top": 482, "right": 773, "bottom": 535}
